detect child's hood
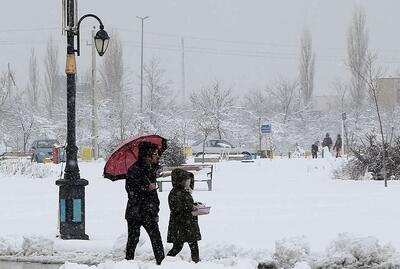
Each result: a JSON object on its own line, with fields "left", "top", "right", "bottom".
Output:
{"left": 171, "top": 168, "right": 189, "bottom": 188}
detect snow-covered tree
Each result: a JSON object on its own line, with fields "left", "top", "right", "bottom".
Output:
{"left": 190, "top": 82, "right": 236, "bottom": 139}
{"left": 160, "top": 136, "right": 186, "bottom": 166}
{"left": 242, "top": 88, "right": 271, "bottom": 118}
{"left": 331, "top": 79, "right": 350, "bottom": 113}
{"left": 43, "top": 36, "right": 61, "bottom": 119}
{"left": 361, "top": 52, "right": 388, "bottom": 185}
{"left": 269, "top": 78, "right": 298, "bottom": 123}
{"left": 99, "top": 33, "right": 130, "bottom": 142}
{"left": 27, "top": 48, "right": 40, "bottom": 109}
{"left": 0, "top": 71, "right": 10, "bottom": 112}
{"left": 143, "top": 57, "right": 173, "bottom": 130}
{"left": 9, "top": 96, "right": 36, "bottom": 153}
{"left": 299, "top": 27, "right": 315, "bottom": 106}
{"left": 347, "top": 5, "right": 369, "bottom": 108}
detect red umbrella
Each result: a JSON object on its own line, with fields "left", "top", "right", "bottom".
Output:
{"left": 103, "top": 134, "right": 167, "bottom": 181}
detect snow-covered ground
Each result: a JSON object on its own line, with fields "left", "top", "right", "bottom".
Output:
{"left": 1, "top": 156, "right": 400, "bottom": 269}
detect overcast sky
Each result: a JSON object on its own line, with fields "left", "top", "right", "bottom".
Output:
{"left": 2, "top": 0, "right": 400, "bottom": 99}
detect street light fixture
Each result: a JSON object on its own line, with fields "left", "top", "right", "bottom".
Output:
{"left": 94, "top": 27, "right": 110, "bottom": 56}
{"left": 56, "top": 1, "right": 109, "bottom": 240}
{"left": 76, "top": 14, "right": 110, "bottom": 57}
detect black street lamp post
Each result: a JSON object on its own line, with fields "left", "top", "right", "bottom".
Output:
{"left": 56, "top": 0, "right": 109, "bottom": 240}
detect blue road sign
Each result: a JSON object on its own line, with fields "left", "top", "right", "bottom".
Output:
{"left": 260, "top": 124, "right": 271, "bottom": 134}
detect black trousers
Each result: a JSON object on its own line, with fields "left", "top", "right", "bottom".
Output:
{"left": 126, "top": 217, "right": 165, "bottom": 265}
{"left": 312, "top": 152, "right": 317, "bottom": 158}
{"left": 335, "top": 148, "right": 341, "bottom": 158}
{"left": 167, "top": 241, "right": 199, "bottom": 263}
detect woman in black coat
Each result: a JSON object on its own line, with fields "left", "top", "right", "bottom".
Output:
{"left": 167, "top": 168, "right": 201, "bottom": 263}
{"left": 125, "top": 142, "right": 164, "bottom": 265}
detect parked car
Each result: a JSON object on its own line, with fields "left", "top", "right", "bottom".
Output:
{"left": 191, "top": 139, "right": 254, "bottom": 157}
{"left": 31, "top": 139, "right": 63, "bottom": 163}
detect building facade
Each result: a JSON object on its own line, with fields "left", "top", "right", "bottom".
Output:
{"left": 376, "top": 77, "right": 400, "bottom": 111}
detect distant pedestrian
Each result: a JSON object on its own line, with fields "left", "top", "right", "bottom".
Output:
{"left": 311, "top": 141, "right": 319, "bottom": 159}
{"left": 125, "top": 142, "right": 164, "bottom": 265}
{"left": 167, "top": 169, "right": 201, "bottom": 263}
{"left": 333, "top": 134, "right": 342, "bottom": 158}
{"left": 322, "top": 133, "right": 333, "bottom": 151}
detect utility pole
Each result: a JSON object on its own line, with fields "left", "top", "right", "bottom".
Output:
{"left": 258, "top": 117, "right": 262, "bottom": 153}
{"left": 341, "top": 112, "right": 346, "bottom": 156}
{"left": 181, "top": 37, "right": 186, "bottom": 105}
{"left": 137, "top": 16, "right": 149, "bottom": 113}
{"left": 90, "top": 27, "right": 99, "bottom": 160}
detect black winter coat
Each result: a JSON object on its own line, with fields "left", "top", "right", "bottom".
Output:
{"left": 311, "top": 144, "right": 318, "bottom": 153}
{"left": 167, "top": 186, "right": 201, "bottom": 243}
{"left": 322, "top": 137, "right": 333, "bottom": 149}
{"left": 125, "top": 161, "right": 160, "bottom": 221}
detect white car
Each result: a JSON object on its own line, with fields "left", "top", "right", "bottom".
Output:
{"left": 191, "top": 139, "right": 253, "bottom": 157}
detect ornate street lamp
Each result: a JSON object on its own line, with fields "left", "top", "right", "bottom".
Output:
{"left": 76, "top": 14, "right": 110, "bottom": 57}
{"left": 56, "top": 0, "right": 109, "bottom": 240}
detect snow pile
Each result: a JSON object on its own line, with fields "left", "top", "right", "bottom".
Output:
{"left": 111, "top": 234, "right": 271, "bottom": 264}
{"left": 201, "top": 242, "right": 272, "bottom": 262}
{"left": 273, "top": 236, "right": 310, "bottom": 269}
{"left": 0, "top": 236, "right": 21, "bottom": 255}
{"left": 292, "top": 262, "right": 311, "bottom": 269}
{"left": 21, "top": 236, "right": 54, "bottom": 256}
{"left": 314, "top": 233, "right": 400, "bottom": 268}
{"left": 59, "top": 258, "right": 258, "bottom": 269}
{"left": 0, "top": 159, "right": 60, "bottom": 178}
{"left": 110, "top": 234, "right": 127, "bottom": 259}
{"left": 111, "top": 233, "right": 146, "bottom": 260}
{"left": 0, "top": 235, "right": 54, "bottom": 257}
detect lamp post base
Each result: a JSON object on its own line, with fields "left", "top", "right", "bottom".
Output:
{"left": 56, "top": 178, "right": 89, "bottom": 240}
{"left": 59, "top": 233, "right": 89, "bottom": 240}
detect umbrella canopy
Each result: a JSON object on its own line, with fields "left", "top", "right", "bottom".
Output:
{"left": 103, "top": 134, "right": 167, "bottom": 181}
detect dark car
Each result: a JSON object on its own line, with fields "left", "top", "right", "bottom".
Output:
{"left": 31, "top": 139, "right": 63, "bottom": 163}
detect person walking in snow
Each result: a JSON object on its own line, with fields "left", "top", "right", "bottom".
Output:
{"left": 166, "top": 168, "right": 201, "bottom": 263}
{"left": 321, "top": 133, "right": 333, "bottom": 158}
{"left": 125, "top": 142, "right": 164, "bottom": 265}
{"left": 332, "top": 134, "right": 342, "bottom": 158}
{"left": 322, "top": 133, "right": 333, "bottom": 151}
{"left": 311, "top": 141, "right": 319, "bottom": 159}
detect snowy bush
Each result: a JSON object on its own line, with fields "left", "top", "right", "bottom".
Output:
{"left": 160, "top": 137, "right": 186, "bottom": 166}
{"left": 0, "top": 159, "right": 60, "bottom": 178}
{"left": 341, "top": 134, "right": 400, "bottom": 181}
{"left": 257, "top": 261, "right": 279, "bottom": 269}
{"left": 313, "top": 233, "right": 398, "bottom": 268}
{"left": 21, "top": 236, "right": 54, "bottom": 256}
{"left": 332, "top": 157, "right": 371, "bottom": 181}
{"left": 273, "top": 236, "right": 310, "bottom": 269}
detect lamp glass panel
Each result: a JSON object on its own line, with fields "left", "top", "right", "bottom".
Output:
{"left": 95, "top": 38, "right": 105, "bottom": 56}
{"left": 103, "top": 39, "right": 110, "bottom": 53}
